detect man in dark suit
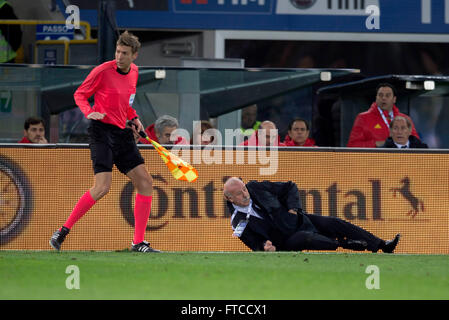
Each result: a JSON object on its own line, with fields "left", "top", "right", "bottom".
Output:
{"left": 381, "top": 116, "right": 428, "bottom": 149}
{"left": 223, "top": 177, "right": 400, "bottom": 253}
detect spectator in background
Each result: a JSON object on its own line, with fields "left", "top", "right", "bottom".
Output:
{"left": 284, "top": 118, "right": 316, "bottom": 147}
{"left": 241, "top": 120, "right": 285, "bottom": 147}
{"left": 18, "top": 117, "right": 48, "bottom": 143}
{"left": 381, "top": 116, "right": 428, "bottom": 149}
{"left": 240, "top": 104, "right": 261, "bottom": 141}
{"left": 0, "top": 0, "right": 23, "bottom": 63}
{"left": 191, "top": 120, "right": 215, "bottom": 145}
{"left": 139, "top": 115, "right": 188, "bottom": 145}
{"left": 347, "top": 83, "right": 419, "bottom": 148}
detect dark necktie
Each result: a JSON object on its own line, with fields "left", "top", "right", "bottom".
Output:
{"left": 401, "top": 145, "right": 408, "bottom": 149}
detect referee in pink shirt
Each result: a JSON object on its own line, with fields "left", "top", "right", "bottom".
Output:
{"left": 50, "top": 31, "right": 159, "bottom": 253}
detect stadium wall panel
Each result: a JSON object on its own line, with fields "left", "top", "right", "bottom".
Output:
{"left": 0, "top": 146, "right": 448, "bottom": 254}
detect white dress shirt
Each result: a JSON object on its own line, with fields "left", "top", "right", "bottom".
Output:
{"left": 394, "top": 140, "right": 410, "bottom": 148}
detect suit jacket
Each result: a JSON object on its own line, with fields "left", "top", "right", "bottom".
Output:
{"left": 228, "top": 180, "right": 316, "bottom": 251}
{"left": 381, "top": 135, "right": 428, "bottom": 148}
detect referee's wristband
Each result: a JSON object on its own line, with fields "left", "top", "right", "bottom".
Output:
{"left": 130, "top": 117, "right": 139, "bottom": 122}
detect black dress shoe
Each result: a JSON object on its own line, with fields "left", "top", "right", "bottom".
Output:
{"left": 382, "top": 234, "right": 401, "bottom": 253}
{"left": 340, "top": 239, "right": 368, "bottom": 251}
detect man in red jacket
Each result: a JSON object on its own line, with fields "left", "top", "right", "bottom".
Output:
{"left": 138, "top": 115, "right": 188, "bottom": 145}
{"left": 283, "top": 118, "right": 316, "bottom": 147}
{"left": 49, "top": 31, "right": 159, "bottom": 253}
{"left": 18, "top": 117, "right": 48, "bottom": 144}
{"left": 347, "top": 83, "right": 419, "bottom": 147}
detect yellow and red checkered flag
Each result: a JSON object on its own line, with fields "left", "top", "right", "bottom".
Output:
{"left": 129, "top": 121, "right": 198, "bottom": 182}
{"left": 149, "top": 138, "right": 198, "bottom": 182}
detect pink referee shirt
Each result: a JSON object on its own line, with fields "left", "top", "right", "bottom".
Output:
{"left": 74, "top": 60, "right": 139, "bottom": 129}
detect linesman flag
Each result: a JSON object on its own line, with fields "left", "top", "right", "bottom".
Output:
{"left": 129, "top": 121, "right": 198, "bottom": 182}
{"left": 150, "top": 138, "right": 198, "bottom": 182}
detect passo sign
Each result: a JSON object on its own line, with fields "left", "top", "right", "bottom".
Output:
{"left": 36, "top": 24, "right": 74, "bottom": 41}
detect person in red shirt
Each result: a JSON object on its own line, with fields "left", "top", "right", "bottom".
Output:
{"left": 191, "top": 120, "right": 215, "bottom": 145}
{"left": 347, "top": 83, "right": 419, "bottom": 148}
{"left": 283, "top": 118, "right": 316, "bottom": 147}
{"left": 240, "top": 121, "right": 285, "bottom": 147}
{"left": 18, "top": 117, "right": 48, "bottom": 144}
{"left": 138, "top": 115, "right": 188, "bottom": 145}
{"left": 50, "top": 31, "right": 159, "bottom": 253}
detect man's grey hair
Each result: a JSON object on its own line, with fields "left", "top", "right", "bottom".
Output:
{"left": 155, "top": 115, "right": 179, "bottom": 134}
{"left": 390, "top": 115, "right": 411, "bottom": 129}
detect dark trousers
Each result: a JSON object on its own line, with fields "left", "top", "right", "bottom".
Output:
{"left": 283, "top": 214, "right": 383, "bottom": 252}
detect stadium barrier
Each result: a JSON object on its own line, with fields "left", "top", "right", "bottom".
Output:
{"left": 0, "top": 145, "right": 448, "bottom": 254}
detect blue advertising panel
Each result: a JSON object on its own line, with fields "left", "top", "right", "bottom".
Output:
{"left": 36, "top": 24, "right": 74, "bottom": 40}
{"left": 173, "top": 0, "right": 273, "bottom": 13}
{"left": 63, "top": 0, "right": 449, "bottom": 34}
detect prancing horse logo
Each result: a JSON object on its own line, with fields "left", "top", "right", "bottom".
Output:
{"left": 390, "top": 177, "right": 424, "bottom": 218}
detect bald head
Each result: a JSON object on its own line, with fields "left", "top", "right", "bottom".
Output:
{"left": 259, "top": 121, "right": 278, "bottom": 146}
{"left": 223, "top": 177, "right": 250, "bottom": 207}
{"left": 260, "top": 121, "right": 276, "bottom": 131}
{"left": 224, "top": 177, "right": 244, "bottom": 197}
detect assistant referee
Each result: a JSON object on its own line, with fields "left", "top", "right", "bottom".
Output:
{"left": 50, "top": 31, "right": 159, "bottom": 253}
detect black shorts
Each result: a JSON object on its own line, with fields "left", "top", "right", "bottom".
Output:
{"left": 88, "top": 120, "right": 145, "bottom": 175}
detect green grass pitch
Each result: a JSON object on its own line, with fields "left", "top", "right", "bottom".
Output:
{"left": 1, "top": 251, "right": 448, "bottom": 300}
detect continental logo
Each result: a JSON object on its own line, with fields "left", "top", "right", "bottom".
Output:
{"left": 298, "top": 179, "right": 382, "bottom": 220}
{"left": 119, "top": 176, "right": 231, "bottom": 231}
{"left": 0, "top": 155, "right": 33, "bottom": 245}
{"left": 390, "top": 177, "right": 424, "bottom": 218}
{"left": 118, "top": 176, "right": 424, "bottom": 231}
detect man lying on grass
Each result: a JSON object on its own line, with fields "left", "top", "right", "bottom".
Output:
{"left": 224, "top": 177, "right": 400, "bottom": 253}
